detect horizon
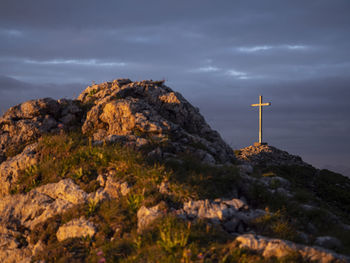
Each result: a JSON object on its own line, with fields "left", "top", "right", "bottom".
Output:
{"left": 1, "top": 0, "right": 349, "bottom": 177}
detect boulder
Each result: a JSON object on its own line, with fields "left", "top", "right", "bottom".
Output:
{"left": 56, "top": 217, "right": 97, "bottom": 242}
{"left": 0, "top": 179, "right": 88, "bottom": 230}
{"left": 35, "top": 178, "right": 88, "bottom": 205}
{"left": 236, "top": 234, "right": 349, "bottom": 263}
{"left": 137, "top": 204, "right": 164, "bottom": 232}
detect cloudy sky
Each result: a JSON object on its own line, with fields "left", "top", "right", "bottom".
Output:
{"left": 1, "top": 0, "right": 350, "bottom": 176}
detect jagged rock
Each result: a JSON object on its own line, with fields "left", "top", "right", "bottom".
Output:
{"left": 0, "top": 225, "right": 31, "bottom": 263}
{"left": 179, "top": 198, "right": 264, "bottom": 232}
{"left": 78, "top": 79, "right": 235, "bottom": 164}
{"left": 88, "top": 174, "right": 131, "bottom": 203}
{"left": 0, "top": 98, "right": 82, "bottom": 162}
{"left": 0, "top": 179, "right": 88, "bottom": 230}
{"left": 137, "top": 204, "right": 164, "bottom": 232}
{"left": 0, "top": 143, "right": 38, "bottom": 197}
{"left": 315, "top": 236, "right": 342, "bottom": 250}
{"left": 236, "top": 234, "right": 349, "bottom": 263}
{"left": 35, "top": 178, "right": 88, "bottom": 205}
{"left": 236, "top": 144, "right": 311, "bottom": 167}
{"left": 56, "top": 217, "right": 97, "bottom": 242}
{"left": 181, "top": 198, "right": 250, "bottom": 221}
{"left": 0, "top": 179, "right": 90, "bottom": 261}
{"left": 87, "top": 188, "right": 110, "bottom": 204}
{"left": 0, "top": 78, "right": 349, "bottom": 262}
{"left": 105, "top": 177, "right": 130, "bottom": 198}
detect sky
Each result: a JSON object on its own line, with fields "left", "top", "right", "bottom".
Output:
{"left": 1, "top": 0, "right": 350, "bottom": 177}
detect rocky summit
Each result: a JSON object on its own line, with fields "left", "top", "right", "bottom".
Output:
{"left": 0, "top": 79, "right": 349, "bottom": 263}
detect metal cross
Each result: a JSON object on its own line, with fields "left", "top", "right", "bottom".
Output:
{"left": 251, "top": 95, "right": 271, "bottom": 144}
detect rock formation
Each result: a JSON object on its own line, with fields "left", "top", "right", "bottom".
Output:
{"left": 0, "top": 79, "right": 349, "bottom": 262}
{"left": 236, "top": 144, "right": 311, "bottom": 167}
{"left": 0, "top": 98, "right": 82, "bottom": 162}
{"left": 78, "top": 79, "right": 235, "bottom": 164}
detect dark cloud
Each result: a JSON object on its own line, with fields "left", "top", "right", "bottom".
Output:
{"left": 0, "top": 0, "right": 349, "bottom": 177}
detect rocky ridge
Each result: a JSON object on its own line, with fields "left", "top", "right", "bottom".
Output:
{"left": 78, "top": 79, "right": 234, "bottom": 164}
{"left": 0, "top": 79, "right": 349, "bottom": 262}
{"left": 236, "top": 144, "right": 311, "bottom": 167}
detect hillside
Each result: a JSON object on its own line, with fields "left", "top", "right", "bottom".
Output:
{"left": 0, "top": 79, "right": 349, "bottom": 263}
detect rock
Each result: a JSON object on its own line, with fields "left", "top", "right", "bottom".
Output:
{"left": 35, "top": 178, "right": 88, "bottom": 205}
{"left": 0, "top": 98, "right": 82, "bottom": 162}
{"left": 0, "top": 179, "right": 88, "bottom": 230}
{"left": 96, "top": 174, "right": 107, "bottom": 187}
{"left": 56, "top": 217, "right": 97, "bottom": 242}
{"left": 78, "top": 79, "right": 235, "bottom": 164}
{"left": 222, "top": 198, "right": 248, "bottom": 211}
{"left": 0, "top": 143, "right": 38, "bottom": 197}
{"left": 103, "top": 176, "right": 130, "bottom": 198}
{"left": 223, "top": 218, "right": 241, "bottom": 232}
{"left": 238, "top": 164, "right": 254, "bottom": 174}
{"left": 236, "top": 234, "right": 349, "bottom": 263}
{"left": 31, "top": 240, "right": 45, "bottom": 256}
{"left": 87, "top": 188, "right": 109, "bottom": 204}
{"left": 158, "top": 180, "right": 171, "bottom": 195}
{"left": 314, "top": 236, "right": 342, "bottom": 250}
{"left": 137, "top": 204, "right": 164, "bottom": 232}
{"left": 179, "top": 197, "right": 265, "bottom": 232}
{"left": 261, "top": 176, "right": 291, "bottom": 189}
{"left": 0, "top": 225, "right": 31, "bottom": 263}
{"left": 0, "top": 179, "right": 91, "bottom": 262}
{"left": 236, "top": 144, "right": 312, "bottom": 167}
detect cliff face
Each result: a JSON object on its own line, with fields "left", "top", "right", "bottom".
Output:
{"left": 0, "top": 79, "right": 349, "bottom": 262}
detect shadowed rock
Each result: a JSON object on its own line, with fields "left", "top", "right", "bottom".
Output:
{"left": 236, "top": 234, "right": 349, "bottom": 263}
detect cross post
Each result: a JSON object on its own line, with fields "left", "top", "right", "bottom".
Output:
{"left": 251, "top": 95, "right": 271, "bottom": 145}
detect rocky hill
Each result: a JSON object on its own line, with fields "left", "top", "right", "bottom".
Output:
{"left": 0, "top": 79, "right": 349, "bottom": 262}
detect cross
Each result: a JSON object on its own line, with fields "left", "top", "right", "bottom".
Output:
{"left": 251, "top": 95, "right": 271, "bottom": 145}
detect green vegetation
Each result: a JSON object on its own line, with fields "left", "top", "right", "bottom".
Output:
{"left": 243, "top": 165, "right": 350, "bottom": 254}
{"left": 11, "top": 131, "right": 350, "bottom": 260}
{"left": 31, "top": 205, "right": 307, "bottom": 263}
{"left": 88, "top": 88, "right": 98, "bottom": 97}
{"left": 253, "top": 208, "right": 297, "bottom": 241}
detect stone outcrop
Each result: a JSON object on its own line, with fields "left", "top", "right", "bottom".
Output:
{"left": 0, "top": 225, "right": 32, "bottom": 263}
{"left": 0, "top": 78, "right": 349, "bottom": 261}
{"left": 0, "top": 143, "right": 38, "bottom": 197}
{"left": 0, "top": 179, "right": 89, "bottom": 263}
{"left": 78, "top": 79, "right": 235, "bottom": 164}
{"left": 137, "top": 204, "right": 165, "bottom": 232}
{"left": 236, "top": 144, "right": 311, "bottom": 167}
{"left": 0, "top": 98, "right": 82, "bottom": 162}
{"left": 176, "top": 198, "right": 265, "bottom": 233}
{"left": 56, "top": 217, "right": 97, "bottom": 242}
{"left": 0, "top": 179, "right": 88, "bottom": 231}
{"left": 236, "top": 234, "right": 349, "bottom": 263}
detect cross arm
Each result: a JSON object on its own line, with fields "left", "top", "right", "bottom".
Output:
{"left": 251, "top": 102, "right": 271, "bottom": 107}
